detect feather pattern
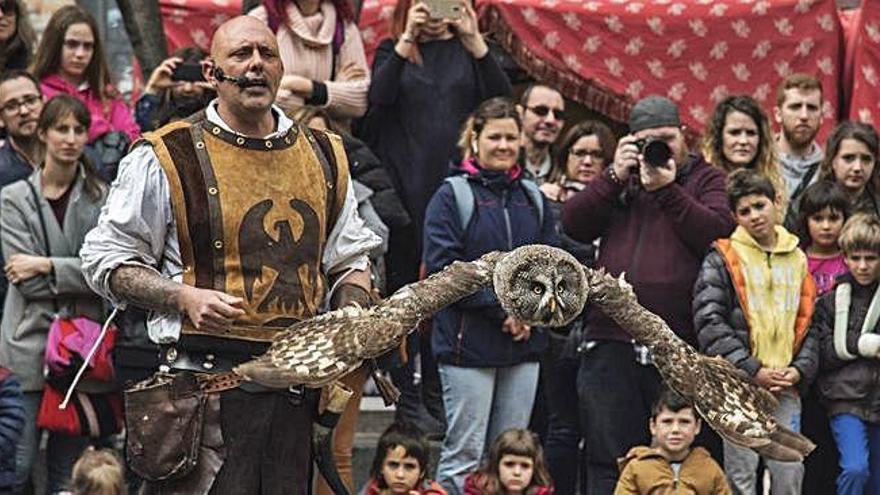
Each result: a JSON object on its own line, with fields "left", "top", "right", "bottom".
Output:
{"left": 581, "top": 266, "right": 814, "bottom": 461}
{"left": 233, "top": 251, "right": 503, "bottom": 388}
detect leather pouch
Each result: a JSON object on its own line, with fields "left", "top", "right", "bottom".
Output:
{"left": 125, "top": 372, "right": 206, "bottom": 481}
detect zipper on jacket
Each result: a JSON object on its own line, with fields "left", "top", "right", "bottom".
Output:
{"left": 502, "top": 189, "right": 513, "bottom": 250}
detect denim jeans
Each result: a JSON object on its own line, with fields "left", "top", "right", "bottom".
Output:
{"left": 436, "top": 362, "right": 540, "bottom": 495}
{"left": 724, "top": 389, "right": 803, "bottom": 495}
{"left": 15, "top": 391, "right": 88, "bottom": 494}
{"left": 830, "top": 413, "right": 880, "bottom": 495}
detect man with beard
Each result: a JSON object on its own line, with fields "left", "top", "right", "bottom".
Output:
{"left": 519, "top": 84, "right": 565, "bottom": 185}
{"left": 775, "top": 73, "right": 824, "bottom": 206}
{"left": 0, "top": 70, "right": 41, "bottom": 181}
{"left": 135, "top": 47, "right": 216, "bottom": 132}
{"left": 562, "top": 95, "right": 735, "bottom": 494}
{"left": 0, "top": 70, "right": 42, "bottom": 323}
{"left": 81, "top": 16, "right": 379, "bottom": 493}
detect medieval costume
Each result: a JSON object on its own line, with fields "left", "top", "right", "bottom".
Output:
{"left": 80, "top": 101, "right": 380, "bottom": 493}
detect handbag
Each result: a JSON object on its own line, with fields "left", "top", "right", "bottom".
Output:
{"left": 24, "top": 180, "right": 123, "bottom": 437}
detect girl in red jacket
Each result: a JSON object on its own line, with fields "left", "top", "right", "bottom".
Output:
{"left": 464, "top": 429, "right": 554, "bottom": 495}
{"left": 365, "top": 423, "right": 446, "bottom": 495}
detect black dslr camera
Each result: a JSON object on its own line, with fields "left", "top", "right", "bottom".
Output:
{"left": 634, "top": 137, "right": 672, "bottom": 168}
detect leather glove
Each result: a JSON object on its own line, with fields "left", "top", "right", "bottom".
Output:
{"left": 329, "top": 283, "right": 373, "bottom": 310}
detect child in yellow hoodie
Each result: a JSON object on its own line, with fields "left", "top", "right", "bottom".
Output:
{"left": 615, "top": 389, "right": 730, "bottom": 495}
{"left": 693, "top": 169, "right": 818, "bottom": 495}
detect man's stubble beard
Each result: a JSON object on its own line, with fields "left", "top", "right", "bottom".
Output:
{"left": 782, "top": 125, "right": 818, "bottom": 149}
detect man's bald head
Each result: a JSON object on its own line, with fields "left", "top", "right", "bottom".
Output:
{"left": 207, "top": 15, "right": 283, "bottom": 124}
{"left": 211, "top": 15, "right": 278, "bottom": 58}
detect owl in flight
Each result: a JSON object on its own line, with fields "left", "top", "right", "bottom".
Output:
{"left": 234, "top": 245, "right": 814, "bottom": 462}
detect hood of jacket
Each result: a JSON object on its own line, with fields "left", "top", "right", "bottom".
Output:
{"left": 730, "top": 224, "right": 800, "bottom": 255}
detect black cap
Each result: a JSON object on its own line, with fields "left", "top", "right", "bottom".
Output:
{"left": 628, "top": 95, "right": 681, "bottom": 133}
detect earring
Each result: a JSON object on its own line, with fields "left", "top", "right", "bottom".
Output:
{"left": 471, "top": 141, "right": 478, "bottom": 154}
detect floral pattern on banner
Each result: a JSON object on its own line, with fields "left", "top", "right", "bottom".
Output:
{"left": 358, "top": 0, "right": 397, "bottom": 65}
{"left": 850, "top": 4, "right": 880, "bottom": 127}
{"left": 160, "top": 0, "right": 241, "bottom": 53}
{"left": 481, "top": 0, "right": 841, "bottom": 138}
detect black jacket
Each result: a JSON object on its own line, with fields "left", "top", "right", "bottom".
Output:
{"left": 693, "top": 248, "right": 819, "bottom": 391}
{"left": 815, "top": 275, "right": 880, "bottom": 422}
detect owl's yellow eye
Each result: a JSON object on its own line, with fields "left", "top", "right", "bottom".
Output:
{"left": 531, "top": 282, "right": 543, "bottom": 295}
{"left": 556, "top": 281, "right": 566, "bottom": 293}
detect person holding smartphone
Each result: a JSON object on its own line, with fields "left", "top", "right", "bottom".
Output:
{"left": 359, "top": 0, "right": 511, "bottom": 450}
{"left": 135, "top": 46, "right": 215, "bottom": 132}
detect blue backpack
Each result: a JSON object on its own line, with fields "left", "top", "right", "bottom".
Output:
{"left": 443, "top": 175, "right": 544, "bottom": 232}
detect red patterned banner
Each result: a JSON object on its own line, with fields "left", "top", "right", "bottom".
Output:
{"left": 161, "top": 0, "right": 846, "bottom": 140}
{"left": 161, "top": 0, "right": 241, "bottom": 53}
{"left": 482, "top": 0, "right": 841, "bottom": 139}
{"left": 850, "top": 2, "right": 880, "bottom": 126}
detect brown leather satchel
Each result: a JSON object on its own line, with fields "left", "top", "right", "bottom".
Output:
{"left": 124, "top": 372, "right": 206, "bottom": 481}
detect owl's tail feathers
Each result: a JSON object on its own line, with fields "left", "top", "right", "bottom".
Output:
{"left": 754, "top": 425, "right": 816, "bottom": 462}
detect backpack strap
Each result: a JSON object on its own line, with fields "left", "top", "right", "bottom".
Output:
{"left": 790, "top": 159, "right": 821, "bottom": 203}
{"left": 520, "top": 179, "right": 544, "bottom": 225}
{"left": 444, "top": 176, "right": 475, "bottom": 232}
{"left": 444, "top": 175, "right": 544, "bottom": 232}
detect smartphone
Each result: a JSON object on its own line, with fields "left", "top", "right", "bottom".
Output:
{"left": 171, "top": 63, "right": 206, "bottom": 83}
{"left": 423, "top": 0, "right": 462, "bottom": 20}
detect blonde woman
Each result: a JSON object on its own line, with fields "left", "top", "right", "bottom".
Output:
{"left": 702, "top": 95, "right": 787, "bottom": 219}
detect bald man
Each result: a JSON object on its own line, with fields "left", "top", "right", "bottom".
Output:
{"left": 81, "top": 16, "right": 380, "bottom": 493}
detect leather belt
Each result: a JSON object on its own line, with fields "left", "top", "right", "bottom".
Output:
{"left": 160, "top": 345, "right": 311, "bottom": 397}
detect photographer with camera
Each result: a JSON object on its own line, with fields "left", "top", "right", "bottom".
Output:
{"left": 561, "top": 95, "right": 735, "bottom": 494}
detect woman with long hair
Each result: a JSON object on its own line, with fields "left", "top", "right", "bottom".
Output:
{"left": 0, "top": 0, "right": 36, "bottom": 72}
{"left": 818, "top": 121, "right": 880, "bottom": 217}
{"left": 362, "top": 0, "right": 511, "bottom": 293}
{"left": 0, "top": 95, "right": 108, "bottom": 493}
{"left": 249, "top": 0, "right": 369, "bottom": 128}
{"left": 30, "top": 5, "right": 139, "bottom": 179}
{"left": 703, "top": 95, "right": 786, "bottom": 216}
{"left": 424, "top": 97, "right": 555, "bottom": 493}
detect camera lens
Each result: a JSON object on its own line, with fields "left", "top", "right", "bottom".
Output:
{"left": 643, "top": 139, "right": 672, "bottom": 168}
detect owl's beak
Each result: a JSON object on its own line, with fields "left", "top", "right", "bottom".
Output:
{"left": 548, "top": 296, "right": 557, "bottom": 315}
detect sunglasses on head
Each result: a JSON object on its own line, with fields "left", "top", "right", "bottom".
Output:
{"left": 527, "top": 105, "right": 565, "bottom": 121}
{"left": 0, "top": 0, "right": 15, "bottom": 14}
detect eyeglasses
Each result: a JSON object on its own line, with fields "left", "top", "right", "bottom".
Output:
{"left": 570, "top": 148, "right": 605, "bottom": 160}
{"left": 0, "top": 0, "right": 15, "bottom": 14}
{"left": 1, "top": 95, "right": 41, "bottom": 115}
{"left": 527, "top": 105, "right": 565, "bottom": 121}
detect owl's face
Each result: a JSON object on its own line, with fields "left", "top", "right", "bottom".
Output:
{"left": 494, "top": 245, "right": 588, "bottom": 327}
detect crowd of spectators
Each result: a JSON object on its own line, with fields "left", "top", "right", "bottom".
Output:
{"left": 1, "top": 0, "right": 880, "bottom": 494}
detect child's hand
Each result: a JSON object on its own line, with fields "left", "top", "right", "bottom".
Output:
{"left": 778, "top": 367, "right": 801, "bottom": 386}
{"left": 754, "top": 367, "right": 791, "bottom": 392}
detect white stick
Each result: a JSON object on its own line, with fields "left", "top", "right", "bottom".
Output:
{"left": 60, "top": 308, "right": 119, "bottom": 410}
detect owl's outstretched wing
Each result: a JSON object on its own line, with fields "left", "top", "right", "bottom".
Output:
{"left": 234, "top": 252, "right": 506, "bottom": 389}
{"left": 581, "top": 267, "right": 815, "bottom": 462}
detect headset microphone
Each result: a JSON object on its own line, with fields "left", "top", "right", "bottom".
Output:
{"left": 214, "top": 67, "right": 249, "bottom": 88}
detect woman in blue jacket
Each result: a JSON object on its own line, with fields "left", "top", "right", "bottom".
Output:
{"left": 423, "top": 97, "right": 557, "bottom": 494}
